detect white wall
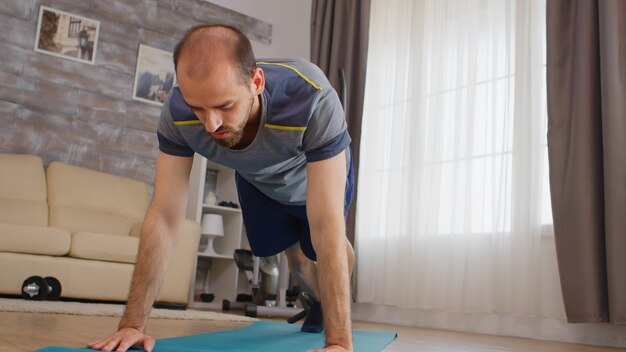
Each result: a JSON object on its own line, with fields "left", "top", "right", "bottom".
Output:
{"left": 205, "top": 0, "right": 312, "bottom": 59}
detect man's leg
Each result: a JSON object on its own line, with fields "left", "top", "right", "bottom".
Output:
{"left": 285, "top": 242, "right": 319, "bottom": 300}
{"left": 284, "top": 238, "right": 355, "bottom": 332}
{"left": 285, "top": 238, "right": 355, "bottom": 299}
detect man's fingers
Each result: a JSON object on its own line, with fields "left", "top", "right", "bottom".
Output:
{"left": 85, "top": 329, "right": 151, "bottom": 352}
{"left": 87, "top": 336, "right": 113, "bottom": 348}
{"left": 307, "top": 346, "right": 350, "bottom": 352}
{"left": 88, "top": 338, "right": 113, "bottom": 350}
{"left": 86, "top": 338, "right": 103, "bottom": 348}
{"left": 114, "top": 338, "right": 137, "bottom": 352}
{"left": 101, "top": 338, "right": 122, "bottom": 352}
{"left": 141, "top": 336, "right": 156, "bottom": 352}
{"left": 110, "top": 331, "right": 149, "bottom": 352}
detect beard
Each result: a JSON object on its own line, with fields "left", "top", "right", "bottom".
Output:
{"left": 212, "top": 124, "right": 244, "bottom": 148}
{"left": 211, "top": 94, "right": 255, "bottom": 148}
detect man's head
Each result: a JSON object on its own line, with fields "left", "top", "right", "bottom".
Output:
{"left": 173, "top": 25, "right": 264, "bottom": 148}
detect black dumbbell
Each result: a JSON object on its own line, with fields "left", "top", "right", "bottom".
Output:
{"left": 200, "top": 293, "right": 215, "bottom": 303}
{"left": 45, "top": 276, "right": 62, "bottom": 300}
{"left": 21, "top": 276, "right": 62, "bottom": 301}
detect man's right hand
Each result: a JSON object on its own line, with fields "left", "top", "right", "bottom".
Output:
{"left": 86, "top": 328, "right": 155, "bottom": 352}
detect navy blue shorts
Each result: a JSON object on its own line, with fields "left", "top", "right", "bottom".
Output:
{"left": 235, "top": 153, "right": 354, "bottom": 261}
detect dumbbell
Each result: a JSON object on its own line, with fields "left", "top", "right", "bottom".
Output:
{"left": 21, "top": 276, "right": 62, "bottom": 301}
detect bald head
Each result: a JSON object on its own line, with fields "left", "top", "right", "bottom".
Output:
{"left": 174, "top": 25, "right": 256, "bottom": 84}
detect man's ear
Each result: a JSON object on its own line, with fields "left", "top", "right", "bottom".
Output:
{"left": 251, "top": 67, "right": 265, "bottom": 95}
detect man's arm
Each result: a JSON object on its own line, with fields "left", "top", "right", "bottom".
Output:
{"left": 87, "top": 152, "right": 193, "bottom": 352}
{"left": 306, "top": 150, "right": 353, "bottom": 351}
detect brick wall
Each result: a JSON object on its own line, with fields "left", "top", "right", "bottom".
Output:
{"left": 0, "top": 0, "right": 271, "bottom": 186}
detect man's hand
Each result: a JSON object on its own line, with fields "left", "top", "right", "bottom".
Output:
{"left": 308, "top": 345, "right": 352, "bottom": 352}
{"left": 86, "top": 328, "right": 155, "bottom": 352}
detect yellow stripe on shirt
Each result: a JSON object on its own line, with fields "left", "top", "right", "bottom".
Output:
{"left": 264, "top": 123, "right": 307, "bottom": 131}
{"left": 174, "top": 120, "right": 202, "bottom": 126}
{"left": 257, "top": 62, "right": 323, "bottom": 90}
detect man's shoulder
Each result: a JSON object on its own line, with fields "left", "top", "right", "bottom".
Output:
{"left": 257, "top": 58, "right": 320, "bottom": 71}
{"left": 257, "top": 59, "right": 329, "bottom": 127}
{"left": 257, "top": 58, "right": 331, "bottom": 91}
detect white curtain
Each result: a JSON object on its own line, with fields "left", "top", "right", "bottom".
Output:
{"left": 356, "top": 0, "right": 557, "bottom": 318}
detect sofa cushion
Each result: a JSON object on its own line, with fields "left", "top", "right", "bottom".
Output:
{"left": 70, "top": 232, "right": 139, "bottom": 264}
{"left": 0, "top": 154, "right": 48, "bottom": 226}
{"left": 50, "top": 206, "right": 138, "bottom": 238}
{"left": 0, "top": 223, "right": 71, "bottom": 255}
{"left": 46, "top": 161, "right": 149, "bottom": 235}
{"left": 0, "top": 199, "right": 49, "bottom": 228}
{"left": 129, "top": 221, "right": 142, "bottom": 237}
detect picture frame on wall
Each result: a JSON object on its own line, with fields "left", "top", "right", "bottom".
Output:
{"left": 34, "top": 5, "right": 100, "bottom": 65}
{"left": 132, "top": 44, "right": 177, "bottom": 106}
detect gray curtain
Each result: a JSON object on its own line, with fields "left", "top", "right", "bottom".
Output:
{"left": 310, "top": 0, "right": 371, "bottom": 244}
{"left": 546, "top": 0, "right": 626, "bottom": 324}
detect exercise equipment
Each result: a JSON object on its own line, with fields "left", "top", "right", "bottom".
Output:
{"left": 21, "top": 276, "right": 62, "bottom": 301}
{"left": 200, "top": 293, "right": 215, "bottom": 303}
{"left": 44, "top": 276, "right": 62, "bottom": 300}
{"left": 224, "top": 250, "right": 305, "bottom": 321}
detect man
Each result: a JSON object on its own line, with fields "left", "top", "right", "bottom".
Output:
{"left": 87, "top": 24, "right": 355, "bottom": 352}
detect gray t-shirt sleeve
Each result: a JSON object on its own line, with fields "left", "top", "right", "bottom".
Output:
{"left": 156, "top": 92, "right": 195, "bottom": 157}
{"left": 302, "top": 87, "right": 352, "bottom": 162}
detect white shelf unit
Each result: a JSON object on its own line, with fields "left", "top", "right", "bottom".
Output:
{"left": 186, "top": 154, "right": 247, "bottom": 310}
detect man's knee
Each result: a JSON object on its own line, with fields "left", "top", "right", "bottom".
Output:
{"left": 285, "top": 243, "right": 313, "bottom": 272}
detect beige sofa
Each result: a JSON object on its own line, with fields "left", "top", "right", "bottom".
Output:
{"left": 0, "top": 153, "right": 200, "bottom": 305}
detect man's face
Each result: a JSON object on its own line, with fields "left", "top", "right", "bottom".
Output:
{"left": 177, "top": 59, "right": 257, "bottom": 148}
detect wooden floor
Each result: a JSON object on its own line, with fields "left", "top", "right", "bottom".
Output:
{"left": 0, "top": 310, "right": 623, "bottom": 352}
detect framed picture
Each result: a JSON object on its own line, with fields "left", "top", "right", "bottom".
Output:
{"left": 34, "top": 6, "right": 100, "bottom": 65}
{"left": 132, "top": 44, "right": 177, "bottom": 106}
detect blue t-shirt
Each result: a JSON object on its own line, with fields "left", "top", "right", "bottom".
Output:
{"left": 157, "top": 58, "right": 351, "bottom": 205}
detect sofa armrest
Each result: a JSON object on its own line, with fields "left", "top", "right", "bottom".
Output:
{"left": 157, "top": 219, "right": 201, "bottom": 305}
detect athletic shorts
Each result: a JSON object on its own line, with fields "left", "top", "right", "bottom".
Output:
{"left": 235, "top": 152, "right": 354, "bottom": 261}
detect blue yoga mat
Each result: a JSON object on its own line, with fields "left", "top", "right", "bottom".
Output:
{"left": 36, "top": 321, "right": 397, "bottom": 352}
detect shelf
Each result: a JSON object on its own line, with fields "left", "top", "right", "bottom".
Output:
{"left": 202, "top": 204, "right": 241, "bottom": 215}
{"left": 187, "top": 154, "right": 245, "bottom": 309}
